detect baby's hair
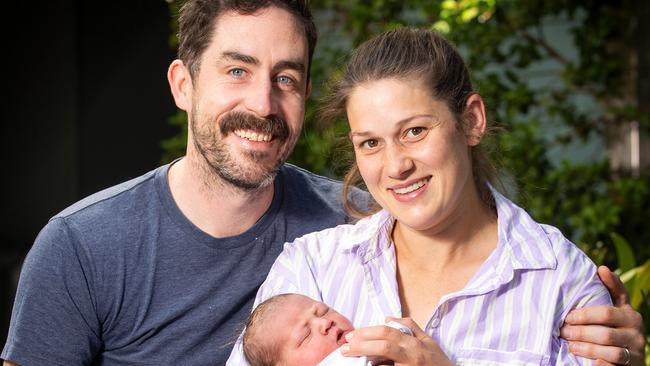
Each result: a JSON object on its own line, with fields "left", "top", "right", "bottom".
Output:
{"left": 243, "top": 293, "right": 296, "bottom": 366}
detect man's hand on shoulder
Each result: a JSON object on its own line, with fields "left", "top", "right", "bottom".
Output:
{"left": 561, "top": 266, "right": 646, "bottom": 366}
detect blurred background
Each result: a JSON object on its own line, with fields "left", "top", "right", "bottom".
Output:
{"left": 2, "top": 0, "right": 649, "bottom": 357}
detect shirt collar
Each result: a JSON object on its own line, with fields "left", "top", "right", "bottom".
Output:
{"left": 491, "top": 187, "right": 557, "bottom": 272}
{"left": 334, "top": 209, "right": 393, "bottom": 264}
{"left": 341, "top": 187, "right": 558, "bottom": 275}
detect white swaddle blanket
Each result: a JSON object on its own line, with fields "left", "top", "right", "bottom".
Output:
{"left": 317, "top": 347, "right": 368, "bottom": 366}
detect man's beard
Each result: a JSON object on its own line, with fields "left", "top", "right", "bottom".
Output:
{"left": 190, "top": 109, "right": 294, "bottom": 191}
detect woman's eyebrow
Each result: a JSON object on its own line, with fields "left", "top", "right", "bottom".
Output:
{"left": 350, "top": 114, "right": 436, "bottom": 138}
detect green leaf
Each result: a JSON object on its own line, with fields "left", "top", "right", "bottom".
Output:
{"left": 432, "top": 20, "right": 451, "bottom": 33}
{"left": 630, "top": 260, "right": 650, "bottom": 308}
{"left": 611, "top": 233, "right": 636, "bottom": 273}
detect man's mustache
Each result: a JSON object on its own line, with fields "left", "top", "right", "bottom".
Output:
{"left": 219, "top": 111, "right": 289, "bottom": 141}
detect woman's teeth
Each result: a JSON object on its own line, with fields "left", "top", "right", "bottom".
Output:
{"left": 393, "top": 178, "right": 428, "bottom": 194}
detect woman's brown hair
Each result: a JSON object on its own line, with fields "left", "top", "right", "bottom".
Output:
{"left": 319, "top": 27, "right": 498, "bottom": 218}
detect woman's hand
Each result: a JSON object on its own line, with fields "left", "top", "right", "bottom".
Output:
{"left": 561, "top": 266, "right": 646, "bottom": 366}
{"left": 340, "top": 317, "right": 453, "bottom": 366}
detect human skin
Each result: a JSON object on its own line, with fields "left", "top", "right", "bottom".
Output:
{"left": 267, "top": 294, "right": 354, "bottom": 366}
{"left": 165, "top": 6, "right": 311, "bottom": 238}
{"left": 3, "top": 6, "right": 645, "bottom": 366}
{"left": 340, "top": 77, "right": 646, "bottom": 366}
{"left": 344, "top": 77, "right": 486, "bottom": 365}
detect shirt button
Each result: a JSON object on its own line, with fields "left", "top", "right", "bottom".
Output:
{"left": 430, "top": 317, "right": 440, "bottom": 328}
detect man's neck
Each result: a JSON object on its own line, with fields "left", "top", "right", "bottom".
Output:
{"left": 167, "top": 156, "right": 276, "bottom": 238}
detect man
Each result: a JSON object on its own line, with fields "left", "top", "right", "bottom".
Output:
{"left": 2, "top": 1, "right": 645, "bottom": 365}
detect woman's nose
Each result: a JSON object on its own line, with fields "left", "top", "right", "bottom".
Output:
{"left": 384, "top": 145, "right": 415, "bottom": 179}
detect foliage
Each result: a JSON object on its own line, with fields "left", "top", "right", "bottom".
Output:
{"left": 613, "top": 234, "right": 650, "bottom": 364}
{"left": 161, "top": 0, "right": 650, "bottom": 287}
{"left": 301, "top": 0, "right": 650, "bottom": 266}
{"left": 161, "top": 0, "right": 649, "bottom": 353}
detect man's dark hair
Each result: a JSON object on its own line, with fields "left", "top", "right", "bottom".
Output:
{"left": 177, "top": 0, "right": 317, "bottom": 80}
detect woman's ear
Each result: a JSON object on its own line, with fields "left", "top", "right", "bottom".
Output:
{"left": 462, "top": 94, "right": 487, "bottom": 146}
{"left": 167, "top": 59, "right": 193, "bottom": 111}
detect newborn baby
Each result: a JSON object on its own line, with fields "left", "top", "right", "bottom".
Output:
{"left": 242, "top": 293, "right": 412, "bottom": 366}
{"left": 242, "top": 293, "right": 357, "bottom": 366}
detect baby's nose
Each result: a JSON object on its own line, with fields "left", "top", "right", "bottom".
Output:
{"left": 315, "top": 317, "right": 333, "bottom": 334}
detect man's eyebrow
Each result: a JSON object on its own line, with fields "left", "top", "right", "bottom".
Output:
{"left": 219, "top": 51, "right": 258, "bottom": 65}
{"left": 274, "top": 60, "right": 306, "bottom": 75}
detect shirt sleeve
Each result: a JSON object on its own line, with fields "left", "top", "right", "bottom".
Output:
{"left": 226, "top": 238, "right": 325, "bottom": 365}
{"left": 1, "top": 218, "right": 101, "bottom": 365}
{"left": 551, "top": 241, "right": 613, "bottom": 366}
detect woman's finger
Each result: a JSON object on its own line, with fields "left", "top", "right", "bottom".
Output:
{"left": 341, "top": 337, "right": 405, "bottom": 359}
{"left": 385, "top": 317, "right": 432, "bottom": 342}
{"left": 345, "top": 324, "right": 408, "bottom": 344}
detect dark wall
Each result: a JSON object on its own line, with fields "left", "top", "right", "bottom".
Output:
{"left": 1, "top": 0, "right": 178, "bottom": 348}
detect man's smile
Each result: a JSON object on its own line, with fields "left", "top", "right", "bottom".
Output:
{"left": 233, "top": 129, "right": 273, "bottom": 142}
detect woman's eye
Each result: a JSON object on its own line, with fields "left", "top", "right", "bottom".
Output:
{"left": 361, "top": 139, "right": 378, "bottom": 149}
{"left": 406, "top": 127, "right": 425, "bottom": 137}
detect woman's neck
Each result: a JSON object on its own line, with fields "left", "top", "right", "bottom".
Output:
{"left": 392, "top": 184, "right": 499, "bottom": 326}
{"left": 392, "top": 184, "right": 498, "bottom": 271}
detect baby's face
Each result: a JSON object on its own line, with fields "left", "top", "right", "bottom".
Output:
{"left": 273, "top": 294, "right": 354, "bottom": 366}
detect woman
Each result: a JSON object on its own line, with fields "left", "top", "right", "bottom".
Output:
{"left": 229, "top": 28, "right": 640, "bottom": 365}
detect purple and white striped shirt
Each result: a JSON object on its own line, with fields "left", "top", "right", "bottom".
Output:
{"left": 227, "top": 190, "right": 610, "bottom": 365}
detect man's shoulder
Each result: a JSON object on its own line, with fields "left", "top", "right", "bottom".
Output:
{"left": 54, "top": 165, "right": 164, "bottom": 223}
{"left": 281, "top": 163, "right": 369, "bottom": 204}
{"left": 281, "top": 163, "right": 343, "bottom": 190}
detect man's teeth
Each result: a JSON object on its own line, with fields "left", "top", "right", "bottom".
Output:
{"left": 393, "top": 178, "right": 428, "bottom": 194}
{"left": 234, "top": 129, "right": 272, "bottom": 142}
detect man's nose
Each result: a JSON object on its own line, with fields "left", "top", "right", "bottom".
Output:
{"left": 244, "top": 77, "right": 277, "bottom": 117}
{"left": 384, "top": 144, "right": 415, "bottom": 179}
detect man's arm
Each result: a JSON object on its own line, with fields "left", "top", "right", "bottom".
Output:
{"left": 4, "top": 361, "right": 18, "bottom": 366}
{"left": 2, "top": 219, "right": 101, "bottom": 365}
{"left": 561, "top": 266, "right": 646, "bottom": 366}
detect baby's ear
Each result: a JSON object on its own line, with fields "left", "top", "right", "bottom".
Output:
{"left": 462, "top": 94, "right": 487, "bottom": 146}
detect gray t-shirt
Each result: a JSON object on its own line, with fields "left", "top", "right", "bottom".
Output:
{"left": 2, "top": 162, "right": 366, "bottom": 365}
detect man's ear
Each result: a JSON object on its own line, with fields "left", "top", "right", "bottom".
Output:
{"left": 167, "top": 59, "right": 193, "bottom": 111}
{"left": 462, "top": 93, "right": 487, "bottom": 146}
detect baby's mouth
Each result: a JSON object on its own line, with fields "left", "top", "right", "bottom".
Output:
{"left": 336, "top": 329, "right": 348, "bottom": 345}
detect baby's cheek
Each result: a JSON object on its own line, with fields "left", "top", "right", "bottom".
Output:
{"left": 316, "top": 340, "right": 340, "bottom": 360}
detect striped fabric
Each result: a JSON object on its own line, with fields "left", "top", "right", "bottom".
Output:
{"left": 227, "top": 190, "right": 611, "bottom": 365}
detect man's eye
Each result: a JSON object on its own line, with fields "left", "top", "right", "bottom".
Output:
{"left": 276, "top": 75, "right": 296, "bottom": 87}
{"left": 229, "top": 68, "right": 246, "bottom": 77}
